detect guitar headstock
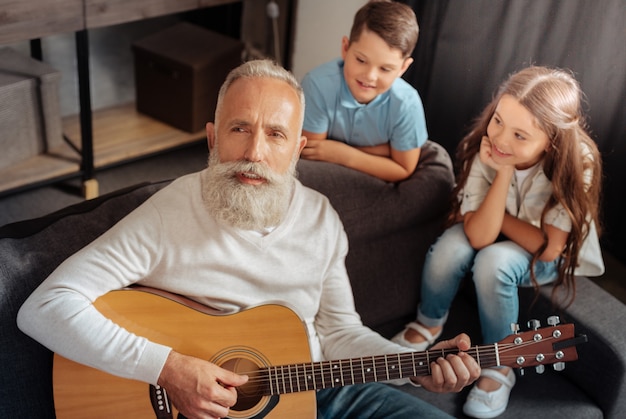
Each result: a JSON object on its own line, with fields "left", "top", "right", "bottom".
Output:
{"left": 496, "top": 317, "right": 587, "bottom": 373}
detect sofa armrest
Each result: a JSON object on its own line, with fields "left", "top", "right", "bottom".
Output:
{"left": 521, "top": 278, "right": 626, "bottom": 418}
{"left": 297, "top": 140, "right": 455, "bottom": 240}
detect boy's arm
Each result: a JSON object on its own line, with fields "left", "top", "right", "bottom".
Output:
{"left": 302, "top": 130, "right": 420, "bottom": 182}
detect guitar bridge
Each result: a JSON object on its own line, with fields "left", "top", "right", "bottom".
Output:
{"left": 149, "top": 384, "right": 173, "bottom": 419}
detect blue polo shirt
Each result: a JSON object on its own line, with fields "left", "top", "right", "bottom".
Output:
{"left": 301, "top": 58, "right": 428, "bottom": 151}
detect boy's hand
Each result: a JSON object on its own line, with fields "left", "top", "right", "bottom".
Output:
{"left": 301, "top": 138, "right": 349, "bottom": 163}
{"left": 411, "top": 333, "right": 480, "bottom": 393}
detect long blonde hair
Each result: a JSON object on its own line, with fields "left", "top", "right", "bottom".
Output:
{"left": 450, "top": 66, "right": 602, "bottom": 305}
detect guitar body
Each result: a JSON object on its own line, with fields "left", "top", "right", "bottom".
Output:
{"left": 53, "top": 288, "right": 315, "bottom": 419}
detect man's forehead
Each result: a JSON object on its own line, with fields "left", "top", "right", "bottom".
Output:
{"left": 226, "top": 76, "right": 298, "bottom": 97}
{"left": 217, "top": 78, "right": 301, "bottom": 135}
{"left": 223, "top": 78, "right": 301, "bottom": 112}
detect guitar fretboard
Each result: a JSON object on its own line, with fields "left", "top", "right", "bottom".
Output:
{"left": 250, "top": 345, "right": 499, "bottom": 395}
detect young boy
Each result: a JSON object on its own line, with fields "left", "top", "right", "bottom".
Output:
{"left": 300, "top": 0, "right": 427, "bottom": 182}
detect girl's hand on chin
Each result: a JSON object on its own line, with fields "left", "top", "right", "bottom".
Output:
{"left": 479, "top": 136, "right": 513, "bottom": 174}
{"left": 479, "top": 136, "right": 496, "bottom": 168}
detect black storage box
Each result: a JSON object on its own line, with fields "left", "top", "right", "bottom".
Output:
{"left": 132, "top": 22, "right": 244, "bottom": 133}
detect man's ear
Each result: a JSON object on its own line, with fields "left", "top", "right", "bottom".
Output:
{"left": 206, "top": 122, "right": 216, "bottom": 150}
{"left": 298, "top": 135, "right": 308, "bottom": 155}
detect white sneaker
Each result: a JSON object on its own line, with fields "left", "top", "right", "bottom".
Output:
{"left": 391, "top": 321, "right": 442, "bottom": 351}
{"left": 463, "top": 368, "right": 516, "bottom": 418}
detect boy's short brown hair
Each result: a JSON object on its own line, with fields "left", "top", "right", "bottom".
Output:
{"left": 349, "top": 0, "right": 419, "bottom": 58}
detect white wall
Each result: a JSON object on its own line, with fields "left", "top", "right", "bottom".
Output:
{"left": 291, "top": 0, "right": 368, "bottom": 80}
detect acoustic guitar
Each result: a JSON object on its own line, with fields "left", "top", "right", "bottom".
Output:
{"left": 53, "top": 287, "right": 587, "bottom": 418}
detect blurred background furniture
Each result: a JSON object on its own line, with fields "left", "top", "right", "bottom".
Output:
{"left": 0, "top": 0, "right": 295, "bottom": 198}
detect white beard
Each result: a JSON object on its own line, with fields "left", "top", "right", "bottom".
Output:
{"left": 201, "top": 148, "right": 298, "bottom": 231}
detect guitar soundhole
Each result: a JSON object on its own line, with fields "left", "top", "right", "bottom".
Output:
{"left": 221, "top": 358, "right": 266, "bottom": 412}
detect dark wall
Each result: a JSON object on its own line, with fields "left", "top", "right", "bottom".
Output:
{"left": 401, "top": 0, "right": 626, "bottom": 264}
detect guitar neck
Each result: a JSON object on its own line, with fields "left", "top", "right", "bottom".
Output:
{"left": 251, "top": 345, "right": 498, "bottom": 396}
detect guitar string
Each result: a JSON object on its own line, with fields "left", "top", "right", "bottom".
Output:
{"left": 236, "top": 340, "right": 550, "bottom": 384}
{"left": 232, "top": 337, "right": 561, "bottom": 395}
{"left": 236, "top": 340, "right": 552, "bottom": 379}
{"left": 237, "top": 343, "right": 554, "bottom": 387}
{"left": 237, "top": 349, "right": 489, "bottom": 388}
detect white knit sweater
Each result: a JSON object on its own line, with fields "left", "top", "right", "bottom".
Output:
{"left": 18, "top": 170, "right": 409, "bottom": 385}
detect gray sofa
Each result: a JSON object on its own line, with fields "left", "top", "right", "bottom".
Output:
{"left": 1, "top": 140, "right": 625, "bottom": 418}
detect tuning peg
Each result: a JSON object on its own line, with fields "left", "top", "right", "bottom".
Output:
{"left": 535, "top": 365, "right": 545, "bottom": 374}
{"left": 547, "top": 316, "right": 560, "bottom": 326}
{"left": 511, "top": 323, "right": 523, "bottom": 345}
{"left": 553, "top": 362, "right": 565, "bottom": 371}
{"left": 519, "top": 368, "right": 525, "bottom": 376}
{"left": 527, "top": 319, "right": 541, "bottom": 330}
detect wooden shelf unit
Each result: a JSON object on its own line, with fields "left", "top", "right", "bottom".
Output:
{"left": 0, "top": 0, "right": 242, "bottom": 198}
{"left": 0, "top": 104, "right": 206, "bottom": 195}
{"left": 0, "top": 146, "right": 80, "bottom": 194}
{"left": 62, "top": 103, "right": 206, "bottom": 170}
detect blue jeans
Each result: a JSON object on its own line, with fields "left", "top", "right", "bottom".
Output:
{"left": 316, "top": 383, "right": 453, "bottom": 418}
{"left": 418, "top": 223, "right": 560, "bottom": 344}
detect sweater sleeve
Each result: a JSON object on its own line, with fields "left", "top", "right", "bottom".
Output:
{"left": 17, "top": 200, "right": 172, "bottom": 385}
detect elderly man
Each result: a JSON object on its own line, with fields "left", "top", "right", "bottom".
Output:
{"left": 18, "top": 60, "right": 479, "bottom": 419}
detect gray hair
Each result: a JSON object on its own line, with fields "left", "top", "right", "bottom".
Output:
{"left": 215, "top": 59, "right": 305, "bottom": 130}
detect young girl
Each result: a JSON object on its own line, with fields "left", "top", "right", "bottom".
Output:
{"left": 392, "top": 66, "right": 604, "bottom": 418}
